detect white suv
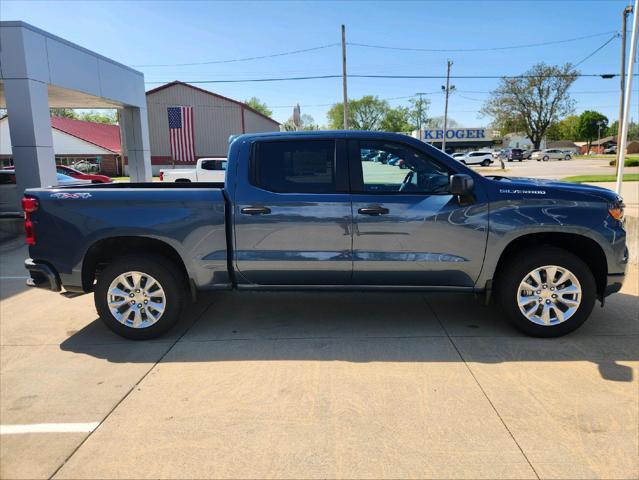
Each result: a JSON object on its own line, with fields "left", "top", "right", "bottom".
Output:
{"left": 532, "top": 149, "right": 572, "bottom": 162}
{"left": 461, "top": 151, "right": 494, "bottom": 166}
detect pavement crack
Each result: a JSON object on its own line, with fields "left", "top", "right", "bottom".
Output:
{"left": 422, "top": 295, "right": 541, "bottom": 480}
{"left": 47, "top": 300, "right": 215, "bottom": 479}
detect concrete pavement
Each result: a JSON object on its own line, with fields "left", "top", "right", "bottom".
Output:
{"left": 1, "top": 239, "right": 637, "bottom": 479}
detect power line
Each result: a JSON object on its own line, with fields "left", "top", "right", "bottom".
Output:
{"left": 131, "top": 30, "right": 618, "bottom": 68}
{"left": 132, "top": 43, "right": 340, "bottom": 67}
{"left": 347, "top": 30, "right": 618, "bottom": 53}
{"left": 574, "top": 33, "right": 620, "bottom": 66}
{"left": 144, "top": 72, "right": 634, "bottom": 85}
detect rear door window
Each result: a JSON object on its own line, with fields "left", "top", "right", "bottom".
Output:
{"left": 201, "top": 160, "right": 227, "bottom": 171}
{"left": 252, "top": 140, "right": 335, "bottom": 193}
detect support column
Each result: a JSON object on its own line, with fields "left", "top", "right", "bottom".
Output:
{"left": 120, "top": 106, "right": 152, "bottom": 182}
{"left": 3, "top": 78, "right": 57, "bottom": 206}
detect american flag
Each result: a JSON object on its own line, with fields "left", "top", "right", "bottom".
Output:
{"left": 167, "top": 106, "right": 195, "bottom": 162}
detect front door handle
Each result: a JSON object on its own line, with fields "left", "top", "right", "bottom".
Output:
{"left": 241, "top": 206, "right": 271, "bottom": 215}
{"left": 358, "top": 207, "right": 389, "bottom": 216}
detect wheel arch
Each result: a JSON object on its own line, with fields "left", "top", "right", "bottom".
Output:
{"left": 492, "top": 232, "right": 608, "bottom": 297}
{"left": 81, "top": 236, "right": 192, "bottom": 295}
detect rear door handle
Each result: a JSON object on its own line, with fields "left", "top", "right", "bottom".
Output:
{"left": 358, "top": 207, "right": 389, "bottom": 216}
{"left": 241, "top": 206, "right": 271, "bottom": 215}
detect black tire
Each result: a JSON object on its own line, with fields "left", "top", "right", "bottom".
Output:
{"left": 94, "top": 255, "right": 186, "bottom": 340}
{"left": 564, "top": 155, "right": 571, "bottom": 161}
{"left": 495, "top": 247, "right": 596, "bottom": 337}
{"left": 543, "top": 156, "right": 549, "bottom": 161}
{"left": 481, "top": 159, "right": 491, "bottom": 166}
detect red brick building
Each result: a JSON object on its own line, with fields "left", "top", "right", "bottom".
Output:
{"left": 0, "top": 116, "right": 122, "bottom": 176}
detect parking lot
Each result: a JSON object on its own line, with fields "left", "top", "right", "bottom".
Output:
{"left": 1, "top": 157, "right": 638, "bottom": 480}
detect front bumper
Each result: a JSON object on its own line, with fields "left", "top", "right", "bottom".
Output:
{"left": 604, "top": 273, "right": 625, "bottom": 297}
{"left": 25, "top": 258, "right": 61, "bottom": 292}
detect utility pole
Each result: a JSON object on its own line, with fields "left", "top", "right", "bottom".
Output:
{"left": 597, "top": 120, "right": 604, "bottom": 153}
{"left": 616, "top": 0, "right": 639, "bottom": 194}
{"left": 616, "top": 4, "right": 634, "bottom": 166}
{"left": 441, "top": 60, "right": 454, "bottom": 152}
{"left": 341, "top": 25, "right": 349, "bottom": 129}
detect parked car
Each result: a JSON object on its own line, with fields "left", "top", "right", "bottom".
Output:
{"left": 507, "top": 148, "right": 524, "bottom": 162}
{"left": 0, "top": 169, "right": 90, "bottom": 185}
{"left": 4, "top": 165, "right": 111, "bottom": 183}
{"left": 603, "top": 145, "right": 617, "bottom": 154}
{"left": 463, "top": 151, "right": 494, "bottom": 166}
{"left": 522, "top": 149, "right": 538, "bottom": 160}
{"left": 451, "top": 153, "right": 466, "bottom": 161}
{"left": 160, "top": 158, "right": 227, "bottom": 183}
{"left": 23, "top": 131, "right": 627, "bottom": 340}
{"left": 532, "top": 149, "right": 572, "bottom": 161}
{"left": 57, "top": 165, "right": 111, "bottom": 183}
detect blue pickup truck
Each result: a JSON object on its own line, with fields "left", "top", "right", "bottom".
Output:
{"left": 22, "top": 131, "right": 627, "bottom": 339}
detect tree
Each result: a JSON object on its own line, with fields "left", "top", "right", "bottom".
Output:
{"left": 407, "top": 96, "right": 431, "bottom": 131}
{"left": 48, "top": 108, "right": 118, "bottom": 124}
{"left": 546, "top": 116, "right": 580, "bottom": 141}
{"left": 609, "top": 120, "right": 639, "bottom": 141}
{"left": 558, "top": 115, "right": 580, "bottom": 140}
{"left": 380, "top": 106, "right": 413, "bottom": 132}
{"left": 327, "top": 96, "right": 390, "bottom": 130}
{"left": 480, "top": 63, "right": 578, "bottom": 149}
{"left": 50, "top": 108, "right": 76, "bottom": 118}
{"left": 244, "top": 97, "right": 273, "bottom": 118}
{"left": 576, "top": 111, "right": 608, "bottom": 152}
{"left": 281, "top": 113, "right": 319, "bottom": 131}
{"left": 76, "top": 111, "right": 117, "bottom": 124}
{"left": 426, "top": 116, "right": 459, "bottom": 129}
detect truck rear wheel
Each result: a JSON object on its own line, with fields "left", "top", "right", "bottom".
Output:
{"left": 495, "top": 247, "right": 596, "bottom": 337}
{"left": 94, "top": 255, "right": 185, "bottom": 340}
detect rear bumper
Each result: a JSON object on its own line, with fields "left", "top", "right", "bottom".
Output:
{"left": 25, "top": 258, "right": 61, "bottom": 292}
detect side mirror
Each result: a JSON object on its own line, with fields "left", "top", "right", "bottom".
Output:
{"left": 450, "top": 174, "right": 474, "bottom": 196}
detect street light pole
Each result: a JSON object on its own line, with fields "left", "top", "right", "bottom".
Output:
{"left": 341, "top": 24, "right": 349, "bottom": 130}
{"left": 441, "top": 60, "right": 454, "bottom": 152}
{"left": 616, "top": 5, "right": 634, "bottom": 166}
{"left": 616, "top": 0, "right": 639, "bottom": 194}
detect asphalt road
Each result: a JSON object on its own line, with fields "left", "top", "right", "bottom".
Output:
{"left": 1, "top": 237, "right": 637, "bottom": 479}
{"left": 470, "top": 156, "right": 639, "bottom": 179}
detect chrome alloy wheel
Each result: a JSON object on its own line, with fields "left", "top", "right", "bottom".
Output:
{"left": 516, "top": 265, "right": 582, "bottom": 326}
{"left": 107, "top": 271, "right": 166, "bottom": 328}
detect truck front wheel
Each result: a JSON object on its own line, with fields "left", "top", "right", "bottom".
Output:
{"left": 94, "top": 255, "right": 185, "bottom": 340}
{"left": 495, "top": 247, "right": 596, "bottom": 337}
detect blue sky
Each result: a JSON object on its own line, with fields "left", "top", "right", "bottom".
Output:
{"left": 3, "top": 0, "right": 638, "bottom": 127}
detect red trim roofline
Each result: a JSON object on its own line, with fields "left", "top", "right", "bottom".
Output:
{"left": 145, "top": 81, "right": 280, "bottom": 125}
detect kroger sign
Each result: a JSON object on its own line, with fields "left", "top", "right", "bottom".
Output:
{"left": 421, "top": 128, "right": 492, "bottom": 142}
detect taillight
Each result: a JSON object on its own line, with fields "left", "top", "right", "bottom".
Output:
{"left": 22, "top": 197, "right": 38, "bottom": 245}
{"left": 159, "top": 171, "right": 164, "bottom": 181}
{"left": 22, "top": 197, "right": 38, "bottom": 213}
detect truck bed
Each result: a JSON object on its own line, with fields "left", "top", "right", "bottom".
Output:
{"left": 25, "top": 182, "right": 230, "bottom": 292}
{"left": 54, "top": 181, "right": 226, "bottom": 190}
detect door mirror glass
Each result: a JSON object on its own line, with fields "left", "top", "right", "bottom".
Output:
{"left": 450, "top": 174, "right": 474, "bottom": 196}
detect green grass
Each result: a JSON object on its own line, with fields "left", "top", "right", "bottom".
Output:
{"left": 562, "top": 173, "right": 639, "bottom": 183}
{"left": 575, "top": 154, "right": 639, "bottom": 161}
